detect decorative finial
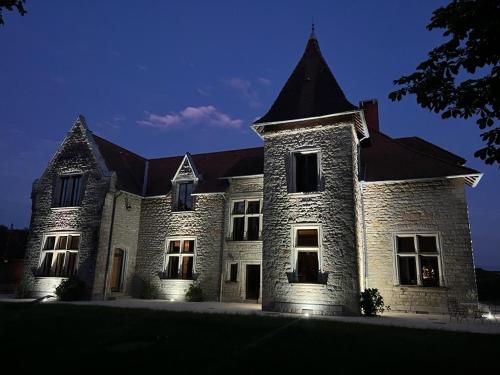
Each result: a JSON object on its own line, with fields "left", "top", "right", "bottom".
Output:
{"left": 310, "top": 21, "right": 317, "bottom": 40}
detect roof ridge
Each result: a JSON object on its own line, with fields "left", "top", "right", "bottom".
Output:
{"left": 148, "top": 146, "right": 264, "bottom": 161}
{"left": 374, "top": 130, "right": 478, "bottom": 174}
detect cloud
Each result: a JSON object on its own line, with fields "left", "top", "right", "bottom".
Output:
{"left": 196, "top": 88, "right": 210, "bottom": 96}
{"left": 96, "top": 115, "right": 125, "bottom": 130}
{"left": 257, "top": 77, "right": 272, "bottom": 86}
{"left": 223, "top": 77, "right": 261, "bottom": 108}
{"left": 137, "top": 106, "right": 243, "bottom": 130}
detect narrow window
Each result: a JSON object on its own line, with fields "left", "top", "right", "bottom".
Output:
{"left": 294, "top": 227, "right": 320, "bottom": 283}
{"left": 294, "top": 152, "right": 318, "bottom": 193}
{"left": 164, "top": 239, "right": 195, "bottom": 279}
{"left": 229, "top": 263, "right": 238, "bottom": 282}
{"left": 177, "top": 182, "right": 193, "bottom": 211}
{"left": 395, "top": 234, "right": 441, "bottom": 287}
{"left": 55, "top": 175, "right": 83, "bottom": 207}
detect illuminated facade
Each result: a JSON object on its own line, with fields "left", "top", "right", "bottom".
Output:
{"left": 22, "top": 31, "right": 482, "bottom": 315}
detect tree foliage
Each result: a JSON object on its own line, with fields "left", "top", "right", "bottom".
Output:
{"left": 0, "top": 0, "right": 26, "bottom": 26}
{"left": 389, "top": 0, "right": 500, "bottom": 165}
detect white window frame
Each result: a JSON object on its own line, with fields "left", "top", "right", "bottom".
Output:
{"left": 172, "top": 179, "right": 195, "bottom": 212}
{"left": 226, "top": 261, "right": 239, "bottom": 282}
{"left": 393, "top": 233, "right": 444, "bottom": 287}
{"left": 38, "top": 232, "right": 81, "bottom": 277}
{"left": 289, "top": 148, "right": 322, "bottom": 193}
{"left": 229, "top": 198, "right": 263, "bottom": 241}
{"left": 291, "top": 224, "right": 322, "bottom": 278}
{"left": 163, "top": 237, "right": 197, "bottom": 279}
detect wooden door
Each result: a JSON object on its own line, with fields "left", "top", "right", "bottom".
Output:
{"left": 110, "top": 248, "right": 125, "bottom": 292}
{"left": 245, "top": 264, "right": 260, "bottom": 300}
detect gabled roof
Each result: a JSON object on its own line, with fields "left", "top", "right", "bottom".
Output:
{"left": 360, "top": 131, "right": 480, "bottom": 186}
{"left": 395, "top": 136, "right": 466, "bottom": 166}
{"left": 92, "top": 135, "right": 147, "bottom": 195}
{"left": 254, "top": 33, "right": 357, "bottom": 125}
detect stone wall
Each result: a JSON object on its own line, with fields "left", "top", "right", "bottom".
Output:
{"left": 261, "top": 123, "right": 361, "bottom": 315}
{"left": 135, "top": 193, "right": 225, "bottom": 301}
{"left": 362, "top": 179, "right": 478, "bottom": 313}
{"left": 22, "top": 122, "right": 109, "bottom": 298}
{"left": 221, "top": 177, "right": 263, "bottom": 302}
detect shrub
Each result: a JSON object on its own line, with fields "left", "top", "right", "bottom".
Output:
{"left": 185, "top": 284, "right": 203, "bottom": 302}
{"left": 131, "top": 275, "right": 158, "bottom": 299}
{"left": 55, "top": 276, "right": 86, "bottom": 301}
{"left": 15, "top": 279, "right": 32, "bottom": 299}
{"left": 360, "top": 288, "right": 389, "bottom": 316}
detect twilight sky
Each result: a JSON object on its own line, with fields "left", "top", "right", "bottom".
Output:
{"left": 0, "top": 0, "right": 498, "bottom": 269}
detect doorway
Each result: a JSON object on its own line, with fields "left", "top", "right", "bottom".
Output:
{"left": 110, "top": 248, "right": 125, "bottom": 292}
{"left": 245, "top": 264, "right": 260, "bottom": 300}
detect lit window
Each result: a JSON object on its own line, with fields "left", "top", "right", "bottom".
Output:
{"left": 291, "top": 151, "right": 320, "bottom": 193}
{"left": 164, "top": 239, "right": 195, "bottom": 279}
{"left": 176, "top": 182, "right": 193, "bottom": 211}
{"left": 294, "top": 227, "right": 320, "bottom": 283}
{"left": 230, "top": 199, "right": 262, "bottom": 241}
{"left": 38, "top": 234, "right": 80, "bottom": 277}
{"left": 395, "top": 234, "right": 441, "bottom": 287}
{"left": 54, "top": 175, "right": 83, "bottom": 207}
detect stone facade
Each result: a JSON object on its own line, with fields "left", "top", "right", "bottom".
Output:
{"left": 362, "top": 179, "right": 478, "bottom": 313}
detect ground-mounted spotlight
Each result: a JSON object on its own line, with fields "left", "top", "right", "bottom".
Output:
{"left": 302, "top": 308, "right": 313, "bottom": 317}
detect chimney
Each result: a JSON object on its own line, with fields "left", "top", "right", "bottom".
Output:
{"left": 359, "top": 99, "right": 379, "bottom": 132}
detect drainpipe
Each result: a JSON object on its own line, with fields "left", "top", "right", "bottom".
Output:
{"left": 102, "top": 190, "right": 123, "bottom": 299}
{"left": 358, "top": 135, "right": 369, "bottom": 291}
{"left": 218, "top": 192, "right": 227, "bottom": 302}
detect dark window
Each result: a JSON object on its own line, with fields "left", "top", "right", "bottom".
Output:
{"left": 398, "top": 257, "right": 417, "bottom": 285}
{"left": 296, "top": 229, "right": 318, "bottom": 247}
{"left": 297, "top": 252, "right": 319, "bottom": 283}
{"left": 168, "top": 240, "right": 181, "bottom": 254}
{"left": 420, "top": 256, "right": 439, "bottom": 287}
{"left": 233, "top": 201, "right": 245, "bottom": 214}
{"left": 294, "top": 153, "right": 318, "bottom": 193}
{"left": 165, "top": 239, "right": 195, "bottom": 279}
{"left": 247, "top": 217, "right": 260, "bottom": 240}
{"left": 247, "top": 201, "right": 260, "bottom": 214}
{"left": 229, "top": 263, "right": 238, "bottom": 282}
{"left": 55, "top": 175, "right": 82, "bottom": 207}
{"left": 38, "top": 234, "right": 79, "bottom": 277}
{"left": 182, "top": 240, "right": 194, "bottom": 253}
{"left": 397, "top": 237, "right": 415, "bottom": 253}
{"left": 166, "top": 256, "right": 179, "bottom": 279}
{"left": 180, "top": 257, "right": 193, "bottom": 279}
{"left": 177, "top": 182, "right": 193, "bottom": 211}
{"left": 232, "top": 217, "right": 244, "bottom": 241}
{"left": 417, "top": 235, "right": 438, "bottom": 253}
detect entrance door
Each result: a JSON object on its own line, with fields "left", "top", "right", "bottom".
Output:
{"left": 110, "top": 248, "right": 125, "bottom": 292}
{"left": 245, "top": 264, "right": 260, "bottom": 300}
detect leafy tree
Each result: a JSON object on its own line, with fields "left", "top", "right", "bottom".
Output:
{"left": 389, "top": 0, "right": 500, "bottom": 165}
{"left": 0, "top": 0, "right": 26, "bottom": 26}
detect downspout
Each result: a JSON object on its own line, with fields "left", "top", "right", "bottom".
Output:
{"left": 102, "top": 190, "right": 123, "bottom": 299}
{"left": 358, "top": 135, "right": 369, "bottom": 291}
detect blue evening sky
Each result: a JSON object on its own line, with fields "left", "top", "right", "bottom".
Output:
{"left": 0, "top": 0, "right": 498, "bottom": 269}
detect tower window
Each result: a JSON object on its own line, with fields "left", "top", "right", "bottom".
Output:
{"left": 291, "top": 151, "right": 320, "bottom": 193}
{"left": 176, "top": 181, "right": 193, "bottom": 211}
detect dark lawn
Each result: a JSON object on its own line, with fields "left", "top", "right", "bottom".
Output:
{"left": 0, "top": 302, "right": 498, "bottom": 373}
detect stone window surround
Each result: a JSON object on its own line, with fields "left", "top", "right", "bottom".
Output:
{"left": 290, "top": 224, "right": 323, "bottom": 282}
{"left": 171, "top": 178, "right": 197, "bottom": 212}
{"left": 228, "top": 198, "right": 263, "bottom": 241}
{"left": 288, "top": 147, "right": 322, "bottom": 194}
{"left": 163, "top": 236, "right": 197, "bottom": 279}
{"left": 37, "top": 231, "right": 81, "bottom": 278}
{"left": 392, "top": 233, "right": 445, "bottom": 287}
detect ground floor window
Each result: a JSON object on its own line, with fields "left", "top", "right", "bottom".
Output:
{"left": 227, "top": 262, "right": 238, "bottom": 282}
{"left": 164, "top": 238, "right": 195, "bottom": 279}
{"left": 395, "top": 234, "right": 441, "bottom": 287}
{"left": 293, "top": 226, "right": 321, "bottom": 283}
{"left": 38, "top": 233, "right": 80, "bottom": 277}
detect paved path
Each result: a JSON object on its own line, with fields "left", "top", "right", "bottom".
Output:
{"left": 2, "top": 296, "right": 499, "bottom": 334}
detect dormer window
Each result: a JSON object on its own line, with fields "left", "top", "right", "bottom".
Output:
{"left": 53, "top": 174, "right": 83, "bottom": 207}
{"left": 176, "top": 181, "right": 193, "bottom": 211}
{"left": 290, "top": 150, "right": 320, "bottom": 193}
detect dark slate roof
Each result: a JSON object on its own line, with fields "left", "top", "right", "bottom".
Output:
{"left": 91, "top": 131, "right": 478, "bottom": 196}
{"left": 92, "top": 135, "right": 147, "bottom": 195}
{"left": 396, "top": 136, "right": 466, "bottom": 166}
{"left": 146, "top": 147, "right": 264, "bottom": 196}
{"left": 360, "top": 131, "right": 478, "bottom": 182}
{"left": 254, "top": 35, "right": 357, "bottom": 124}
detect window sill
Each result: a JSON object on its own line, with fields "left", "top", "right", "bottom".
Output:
{"left": 159, "top": 278, "right": 194, "bottom": 282}
{"left": 395, "top": 285, "right": 447, "bottom": 291}
{"left": 289, "top": 282, "right": 327, "bottom": 288}
{"left": 51, "top": 206, "right": 81, "bottom": 212}
{"left": 287, "top": 191, "right": 323, "bottom": 198}
{"left": 171, "top": 210, "right": 195, "bottom": 215}
{"left": 226, "top": 239, "right": 262, "bottom": 243}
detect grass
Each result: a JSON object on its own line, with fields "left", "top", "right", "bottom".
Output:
{"left": 1, "top": 302, "right": 499, "bottom": 374}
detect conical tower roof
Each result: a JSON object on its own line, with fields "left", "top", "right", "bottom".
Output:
{"left": 254, "top": 28, "right": 357, "bottom": 124}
